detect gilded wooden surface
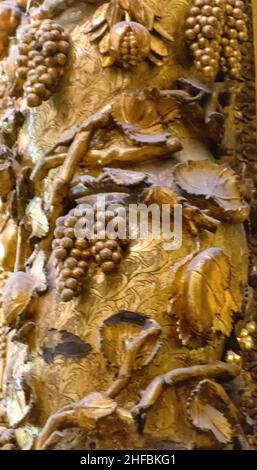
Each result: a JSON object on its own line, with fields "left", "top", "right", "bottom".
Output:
{"left": 0, "top": 0, "right": 256, "bottom": 450}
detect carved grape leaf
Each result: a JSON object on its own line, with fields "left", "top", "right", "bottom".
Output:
{"left": 187, "top": 380, "right": 233, "bottom": 445}
{"left": 1, "top": 250, "right": 47, "bottom": 326}
{"left": 25, "top": 197, "right": 49, "bottom": 240}
{"left": 70, "top": 169, "right": 151, "bottom": 200}
{"left": 5, "top": 343, "right": 33, "bottom": 428}
{"left": 173, "top": 161, "right": 249, "bottom": 223}
{"left": 100, "top": 167, "right": 151, "bottom": 189}
{"left": 6, "top": 382, "right": 33, "bottom": 429}
{"left": 111, "top": 90, "right": 180, "bottom": 144}
{"left": 1, "top": 272, "right": 34, "bottom": 326}
{"left": 28, "top": 250, "right": 47, "bottom": 293}
{"left": 170, "top": 248, "right": 237, "bottom": 344}
{"left": 101, "top": 311, "right": 161, "bottom": 370}
{"left": 85, "top": 1, "right": 123, "bottom": 38}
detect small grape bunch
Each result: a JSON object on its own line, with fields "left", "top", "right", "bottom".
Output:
{"left": 220, "top": 0, "right": 248, "bottom": 78}
{"left": 185, "top": 0, "right": 247, "bottom": 80}
{"left": 0, "top": 322, "right": 6, "bottom": 361}
{"left": 185, "top": 0, "right": 223, "bottom": 80}
{"left": 52, "top": 209, "right": 92, "bottom": 302}
{"left": 15, "top": 19, "right": 70, "bottom": 107}
{"left": 90, "top": 208, "right": 129, "bottom": 274}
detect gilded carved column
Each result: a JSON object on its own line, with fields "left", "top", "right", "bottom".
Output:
{"left": 0, "top": 0, "right": 257, "bottom": 451}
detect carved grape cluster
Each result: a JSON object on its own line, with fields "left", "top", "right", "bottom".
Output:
{"left": 185, "top": 0, "right": 247, "bottom": 80}
{"left": 15, "top": 19, "right": 70, "bottom": 107}
{"left": 0, "top": 323, "right": 6, "bottom": 360}
{"left": 52, "top": 207, "right": 129, "bottom": 302}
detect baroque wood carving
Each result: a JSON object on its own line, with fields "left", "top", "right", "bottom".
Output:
{"left": 0, "top": 0, "right": 257, "bottom": 451}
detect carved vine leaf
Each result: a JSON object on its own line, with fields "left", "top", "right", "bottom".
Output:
{"left": 70, "top": 168, "right": 151, "bottom": 200}
{"left": 112, "top": 90, "right": 179, "bottom": 144}
{"left": 27, "top": 249, "right": 47, "bottom": 293}
{"left": 1, "top": 250, "right": 47, "bottom": 326}
{"left": 6, "top": 379, "right": 33, "bottom": 429}
{"left": 25, "top": 197, "right": 49, "bottom": 241}
{"left": 101, "top": 311, "right": 161, "bottom": 370}
{"left": 4, "top": 343, "right": 33, "bottom": 428}
{"left": 187, "top": 380, "right": 233, "bottom": 445}
{"left": 170, "top": 248, "right": 238, "bottom": 345}
{"left": 85, "top": 0, "right": 172, "bottom": 67}
{"left": 173, "top": 160, "right": 249, "bottom": 223}
{"left": 1, "top": 272, "right": 34, "bottom": 326}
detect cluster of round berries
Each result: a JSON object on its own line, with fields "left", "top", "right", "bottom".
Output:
{"left": 15, "top": 19, "right": 70, "bottom": 107}
{"left": 52, "top": 206, "right": 129, "bottom": 302}
{"left": 185, "top": 0, "right": 247, "bottom": 80}
{"left": 237, "top": 321, "right": 256, "bottom": 351}
{"left": 118, "top": 28, "right": 142, "bottom": 68}
{"left": 108, "top": 21, "right": 151, "bottom": 69}
{"left": 0, "top": 323, "right": 6, "bottom": 360}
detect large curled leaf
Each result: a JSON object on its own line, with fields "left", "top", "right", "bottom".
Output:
{"left": 173, "top": 161, "right": 249, "bottom": 223}
{"left": 112, "top": 91, "right": 179, "bottom": 144}
{"left": 112, "top": 92, "right": 168, "bottom": 144}
{"left": 1, "top": 272, "right": 34, "bottom": 326}
{"left": 1, "top": 250, "right": 47, "bottom": 326}
{"left": 187, "top": 379, "right": 233, "bottom": 445}
{"left": 170, "top": 248, "right": 237, "bottom": 344}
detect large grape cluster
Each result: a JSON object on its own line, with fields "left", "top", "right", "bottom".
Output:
{"left": 185, "top": 0, "right": 247, "bottom": 80}
{"left": 15, "top": 19, "right": 70, "bottom": 107}
{"left": 52, "top": 206, "right": 129, "bottom": 302}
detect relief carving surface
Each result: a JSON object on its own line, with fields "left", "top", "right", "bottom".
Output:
{"left": 0, "top": 0, "right": 257, "bottom": 451}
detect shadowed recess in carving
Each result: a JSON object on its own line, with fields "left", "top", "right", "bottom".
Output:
{"left": 41, "top": 329, "right": 92, "bottom": 364}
